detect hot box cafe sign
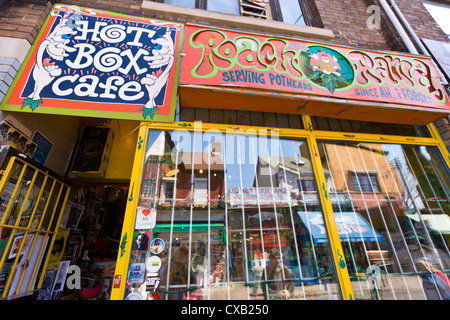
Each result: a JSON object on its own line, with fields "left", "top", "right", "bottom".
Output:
{"left": 1, "top": 5, "right": 183, "bottom": 122}
{"left": 180, "top": 25, "right": 450, "bottom": 124}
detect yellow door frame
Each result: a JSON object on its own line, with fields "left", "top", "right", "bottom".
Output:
{"left": 111, "top": 117, "right": 450, "bottom": 300}
{"left": 110, "top": 125, "right": 148, "bottom": 300}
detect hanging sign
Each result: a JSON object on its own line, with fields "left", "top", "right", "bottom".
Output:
{"left": 180, "top": 25, "right": 450, "bottom": 125}
{"left": 0, "top": 5, "right": 183, "bottom": 122}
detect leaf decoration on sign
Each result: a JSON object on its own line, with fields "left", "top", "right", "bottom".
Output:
{"left": 322, "top": 73, "right": 336, "bottom": 94}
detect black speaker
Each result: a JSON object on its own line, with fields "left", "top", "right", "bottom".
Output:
{"left": 71, "top": 126, "right": 114, "bottom": 178}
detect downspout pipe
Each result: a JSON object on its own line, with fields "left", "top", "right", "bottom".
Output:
{"left": 380, "top": 0, "right": 450, "bottom": 125}
{"left": 386, "top": 0, "right": 430, "bottom": 55}
{"left": 387, "top": 0, "right": 449, "bottom": 86}
{"left": 378, "top": 0, "right": 419, "bottom": 54}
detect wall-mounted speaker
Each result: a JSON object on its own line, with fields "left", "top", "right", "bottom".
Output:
{"left": 71, "top": 126, "right": 114, "bottom": 178}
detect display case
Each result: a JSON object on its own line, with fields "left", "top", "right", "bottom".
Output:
{"left": 0, "top": 146, "right": 70, "bottom": 299}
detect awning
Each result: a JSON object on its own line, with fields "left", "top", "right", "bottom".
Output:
{"left": 406, "top": 213, "right": 450, "bottom": 235}
{"left": 297, "top": 211, "right": 385, "bottom": 243}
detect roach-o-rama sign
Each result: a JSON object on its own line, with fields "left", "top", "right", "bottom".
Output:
{"left": 180, "top": 25, "right": 450, "bottom": 124}
{"left": 1, "top": 5, "right": 183, "bottom": 121}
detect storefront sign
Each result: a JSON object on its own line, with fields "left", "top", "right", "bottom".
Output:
{"left": 1, "top": 5, "right": 183, "bottom": 122}
{"left": 227, "top": 186, "right": 290, "bottom": 207}
{"left": 180, "top": 25, "right": 450, "bottom": 124}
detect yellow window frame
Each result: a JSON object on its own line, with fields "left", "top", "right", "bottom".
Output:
{"left": 111, "top": 117, "right": 450, "bottom": 301}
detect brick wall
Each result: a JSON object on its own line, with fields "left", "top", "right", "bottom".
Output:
{"left": 310, "top": 0, "right": 407, "bottom": 51}
{"left": 0, "top": 57, "right": 21, "bottom": 103}
{"left": 0, "top": 0, "right": 52, "bottom": 44}
{"left": 393, "top": 0, "right": 450, "bottom": 151}
{"left": 394, "top": 0, "right": 449, "bottom": 43}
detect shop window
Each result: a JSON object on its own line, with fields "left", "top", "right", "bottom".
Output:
{"left": 0, "top": 155, "right": 70, "bottom": 299}
{"left": 423, "top": 1, "right": 450, "bottom": 39}
{"left": 193, "top": 178, "right": 208, "bottom": 205}
{"left": 125, "top": 128, "right": 342, "bottom": 300}
{"left": 161, "top": 179, "right": 175, "bottom": 204}
{"left": 318, "top": 140, "right": 450, "bottom": 300}
{"left": 142, "top": 179, "right": 156, "bottom": 197}
{"left": 155, "top": 0, "right": 313, "bottom": 26}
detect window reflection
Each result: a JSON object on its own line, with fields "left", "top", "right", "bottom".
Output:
{"left": 165, "top": 0, "right": 196, "bottom": 8}
{"left": 279, "top": 0, "right": 306, "bottom": 25}
{"left": 318, "top": 141, "right": 450, "bottom": 300}
{"left": 126, "top": 128, "right": 340, "bottom": 300}
{"left": 125, "top": 128, "right": 450, "bottom": 300}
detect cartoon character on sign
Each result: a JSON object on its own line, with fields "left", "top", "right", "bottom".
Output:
{"left": 308, "top": 49, "right": 351, "bottom": 94}
{"left": 140, "top": 27, "right": 175, "bottom": 119}
{"left": 22, "top": 12, "right": 77, "bottom": 111}
{"left": 310, "top": 51, "right": 341, "bottom": 76}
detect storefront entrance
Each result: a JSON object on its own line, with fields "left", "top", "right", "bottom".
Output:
{"left": 112, "top": 117, "right": 450, "bottom": 300}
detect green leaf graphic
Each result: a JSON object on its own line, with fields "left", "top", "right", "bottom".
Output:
{"left": 308, "top": 70, "right": 323, "bottom": 80}
{"left": 322, "top": 73, "right": 336, "bottom": 94}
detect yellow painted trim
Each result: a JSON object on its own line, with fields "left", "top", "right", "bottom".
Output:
{"left": 302, "top": 115, "right": 354, "bottom": 300}
{"left": 110, "top": 124, "right": 149, "bottom": 300}
{"left": 427, "top": 123, "right": 450, "bottom": 169}
{"left": 0, "top": 160, "right": 27, "bottom": 226}
{"left": 35, "top": 184, "right": 70, "bottom": 291}
{"left": 16, "top": 174, "right": 50, "bottom": 292}
{"left": 312, "top": 130, "right": 439, "bottom": 146}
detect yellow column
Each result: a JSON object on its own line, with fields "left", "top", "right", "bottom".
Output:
{"left": 303, "top": 116, "right": 354, "bottom": 300}
{"left": 110, "top": 124, "right": 148, "bottom": 300}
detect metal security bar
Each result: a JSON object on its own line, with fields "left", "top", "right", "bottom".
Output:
{"left": 0, "top": 156, "right": 70, "bottom": 299}
{"left": 316, "top": 141, "right": 450, "bottom": 300}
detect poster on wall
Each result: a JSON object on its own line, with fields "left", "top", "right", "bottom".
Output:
{"left": 32, "top": 131, "right": 52, "bottom": 165}
{"left": 0, "top": 5, "right": 184, "bottom": 122}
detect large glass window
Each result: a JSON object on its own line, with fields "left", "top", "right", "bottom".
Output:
{"left": 278, "top": 0, "right": 305, "bottom": 25}
{"left": 423, "top": 1, "right": 450, "bottom": 39}
{"left": 124, "top": 127, "right": 341, "bottom": 300}
{"left": 207, "top": 0, "right": 240, "bottom": 15}
{"left": 158, "top": 0, "right": 309, "bottom": 26}
{"left": 165, "top": 0, "right": 196, "bottom": 8}
{"left": 318, "top": 141, "right": 450, "bottom": 300}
